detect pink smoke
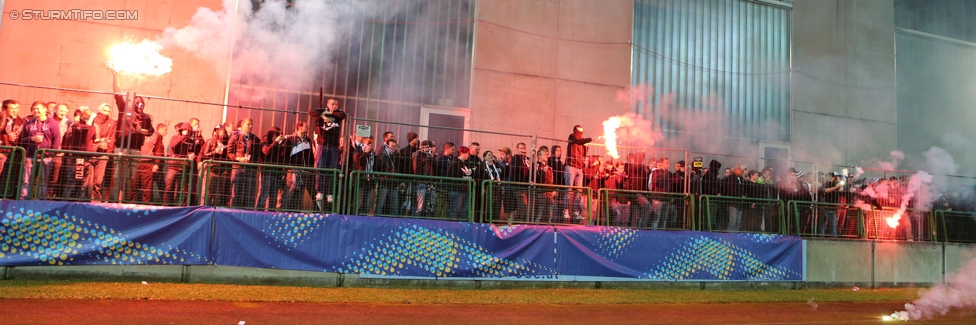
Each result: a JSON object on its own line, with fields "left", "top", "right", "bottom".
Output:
{"left": 888, "top": 258, "right": 976, "bottom": 320}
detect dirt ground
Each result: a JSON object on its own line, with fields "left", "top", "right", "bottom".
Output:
{"left": 4, "top": 299, "right": 975, "bottom": 324}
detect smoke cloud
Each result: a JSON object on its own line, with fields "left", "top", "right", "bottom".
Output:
{"left": 888, "top": 258, "right": 976, "bottom": 320}
{"left": 159, "top": 0, "right": 364, "bottom": 97}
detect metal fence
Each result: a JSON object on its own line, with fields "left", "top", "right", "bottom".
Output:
{"left": 199, "top": 160, "right": 341, "bottom": 213}
{"left": 0, "top": 146, "right": 25, "bottom": 200}
{"left": 788, "top": 201, "right": 865, "bottom": 238}
{"left": 32, "top": 149, "right": 194, "bottom": 206}
{"left": 349, "top": 171, "right": 475, "bottom": 222}
{"left": 599, "top": 189, "right": 694, "bottom": 230}
{"left": 483, "top": 180, "right": 593, "bottom": 225}
{"left": 864, "top": 207, "right": 933, "bottom": 241}
{"left": 934, "top": 210, "right": 976, "bottom": 243}
{"left": 700, "top": 195, "right": 785, "bottom": 234}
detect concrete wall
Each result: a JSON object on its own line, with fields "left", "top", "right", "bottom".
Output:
{"left": 471, "top": 0, "right": 633, "bottom": 143}
{"left": 805, "top": 239, "right": 974, "bottom": 286}
{"left": 0, "top": 0, "right": 226, "bottom": 132}
{"left": 791, "top": 0, "right": 898, "bottom": 165}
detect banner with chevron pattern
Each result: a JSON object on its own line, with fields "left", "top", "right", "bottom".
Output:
{"left": 556, "top": 227, "right": 803, "bottom": 280}
{"left": 0, "top": 200, "right": 212, "bottom": 266}
{"left": 211, "top": 210, "right": 557, "bottom": 278}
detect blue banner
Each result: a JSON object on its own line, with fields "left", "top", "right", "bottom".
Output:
{"left": 0, "top": 200, "right": 212, "bottom": 266}
{"left": 211, "top": 210, "right": 556, "bottom": 278}
{"left": 556, "top": 227, "right": 803, "bottom": 280}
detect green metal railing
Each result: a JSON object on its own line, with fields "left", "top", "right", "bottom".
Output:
{"left": 0, "top": 146, "right": 25, "bottom": 199}
{"left": 933, "top": 210, "right": 976, "bottom": 243}
{"left": 599, "top": 189, "right": 694, "bottom": 230}
{"left": 32, "top": 149, "right": 193, "bottom": 205}
{"left": 788, "top": 201, "right": 865, "bottom": 239}
{"left": 863, "top": 207, "right": 934, "bottom": 241}
{"left": 483, "top": 180, "right": 592, "bottom": 225}
{"left": 200, "top": 160, "right": 341, "bottom": 213}
{"left": 700, "top": 195, "right": 785, "bottom": 234}
{"left": 350, "top": 171, "right": 475, "bottom": 222}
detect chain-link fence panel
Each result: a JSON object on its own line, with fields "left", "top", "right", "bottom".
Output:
{"left": 700, "top": 195, "right": 784, "bottom": 234}
{"left": 865, "top": 207, "right": 933, "bottom": 241}
{"left": 31, "top": 149, "right": 193, "bottom": 205}
{"left": 599, "top": 189, "right": 694, "bottom": 230}
{"left": 349, "top": 171, "right": 475, "bottom": 222}
{"left": 788, "top": 201, "right": 864, "bottom": 238}
{"left": 0, "top": 146, "right": 25, "bottom": 200}
{"left": 200, "top": 160, "right": 341, "bottom": 213}
{"left": 934, "top": 210, "right": 976, "bottom": 243}
{"left": 482, "top": 180, "right": 593, "bottom": 225}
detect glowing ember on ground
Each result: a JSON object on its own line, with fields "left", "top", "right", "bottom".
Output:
{"left": 106, "top": 39, "right": 173, "bottom": 76}
{"left": 602, "top": 116, "right": 622, "bottom": 159}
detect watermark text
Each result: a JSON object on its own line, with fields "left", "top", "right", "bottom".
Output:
{"left": 9, "top": 9, "right": 139, "bottom": 21}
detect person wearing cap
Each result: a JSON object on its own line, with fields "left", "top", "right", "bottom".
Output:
{"left": 200, "top": 124, "right": 232, "bottom": 206}
{"left": 164, "top": 122, "right": 196, "bottom": 204}
{"left": 309, "top": 97, "right": 346, "bottom": 209}
{"left": 412, "top": 140, "right": 436, "bottom": 216}
{"left": 565, "top": 125, "right": 591, "bottom": 221}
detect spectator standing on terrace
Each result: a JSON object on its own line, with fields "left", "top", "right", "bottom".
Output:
{"left": 533, "top": 146, "right": 556, "bottom": 223}
{"left": 282, "top": 121, "right": 315, "bottom": 211}
{"left": 433, "top": 142, "right": 456, "bottom": 218}
{"left": 49, "top": 103, "right": 72, "bottom": 197}
{"left": 468, "top": 142, "right": 483, "bottom": 167}
{"left": 201, "top": 125, "right": 231, "bottom": 206}
{"left": 374, "top": 138, "right": 400, "bottom": 215}
{"left": 90, "top": 104, "right": 116, "bottom": 201}
{"left": 111, "top": 71, "right": 155, "bottom": 201}
{"left": 565, "top": 126, "right": 591, "bottom": 221}
{"left": 227, "top": 118, "right": 261, "bottom": 209}
{"left": 412, "top": 140, "right": 436, "bottom": 216}
{"left": 583, "top": 155, "right": 606, "bottom": 224}
{"left": 310, "top": 98, "right": 346, "bottom": 209}
{"left": 722, "top": 165, "right": 746, "bottom": 231}
{"left": 818, "top": 172, "right": 844, "bottom": 236}
{"left": 623, "top": 153, "right": 651, "bottom": 227}
{"left": 495, "top": 147, "right": 518, "bottom": 221}
{"left": 257, "top": 126, "right": 285, "bottom": 210}
{"left": 18, "top": 101, "right": 60, "bottom": 199}
{"left": 164, "top": 123, "right": 196, "bottom": 204}
{"left": 60, "top": 110, "right": 96, "bottom": 199}
{"left": 548, "top": 145, "right": 566, "bottom": 219}
{"left": 650, "top": 158, "right": 675, "bottom": 229}
{"left": 447, "top": 146, "right": 473, "bottom": 220}
{"left": 131, "top": 122, "right": 167, "bottom": 204}
{"left": 507, "top": 142, "right": 532, "bottom": 221}
{"left": 0, "top": 100, "right": 25, "bottom": 198}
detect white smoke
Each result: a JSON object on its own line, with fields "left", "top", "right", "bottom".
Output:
{"left": 600, "top": 112, "right": 664, "bottom": 160}
{"left": 159, "top": 0, "right": 364, "bottom": 97}
{"left": 888, "top": 258, "right": 976, "bottom": 320}
{"left": 877, "top": 150, "right": 906, "bottom": 171}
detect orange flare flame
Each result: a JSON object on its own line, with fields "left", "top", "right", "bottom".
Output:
{"left": 106, "top": 40, "right": 172, "bottom": 77}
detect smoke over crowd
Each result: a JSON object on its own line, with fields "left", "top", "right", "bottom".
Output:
{"left": 159, "top": 0, "right": 364, "bottom": 96}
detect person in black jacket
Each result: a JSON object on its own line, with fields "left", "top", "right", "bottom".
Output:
{"left": 722, "top": 165, "right": 746, "bottom": 231}
{"left": 412, "top": 140, "right": 436, "bottom": 216}
{"left": 200, "top": 126, "right": 231, "bottom": 206}
{"left": 282, "top": 122, "right": 315, "bottom": 210}
{"left": 310, "top": 98, "right": 346, "bottom": 208}
{"left": 374, "top": 138, "right": 400, "bottom": 216}
{"left": 257, "top": 126, "right": 285, "bottom": 211}
{"left": 447, "top": 146, "right": 473, "bottom": 220}
{"left": 565, "top": 126, "right": 591, "bottom": 221}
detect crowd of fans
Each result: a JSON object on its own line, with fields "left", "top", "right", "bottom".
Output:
{"left": 0, "top": 89, "right": 974, "bottom": 239}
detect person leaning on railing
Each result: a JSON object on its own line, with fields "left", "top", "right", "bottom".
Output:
{"left": 60, "top": 109, "right": 96, "bottom": 200}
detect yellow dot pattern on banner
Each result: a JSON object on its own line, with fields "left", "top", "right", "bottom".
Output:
{"left": 596, "top": 226, "right": 638, "bottom": 259}
{"left": 0, "top": 208, "right": 206, "bottom": 265}
{"left": 265, "top": 212, "right": 328, "bottom": 247}
{"left": 643, "top": 236, "right": 800, "bottom": 280}
{"left": 338, "top": 225, "right": 552, "bottom": 277}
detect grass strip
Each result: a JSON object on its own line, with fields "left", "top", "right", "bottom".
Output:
{"left": 0, "top": 280, "right": 921, "bottom": 304}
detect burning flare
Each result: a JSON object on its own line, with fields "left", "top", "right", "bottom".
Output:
{"left": 602, "top": 116, "right": 622, "bottom": 159}
{"left": 106, "top": 39, "right": 173, "bottom": 76}
{"left": 886, "top": 211, "right": 902, "bottom": 229}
